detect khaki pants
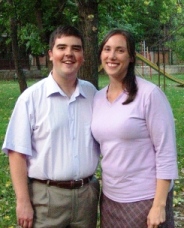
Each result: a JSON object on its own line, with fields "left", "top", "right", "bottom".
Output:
{"left": 29, "top": 177, "right": 100, "bottom": 228}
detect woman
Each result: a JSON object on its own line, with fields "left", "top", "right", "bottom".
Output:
{"left": 91, "top": 29, "right": 178, "bottom": 228}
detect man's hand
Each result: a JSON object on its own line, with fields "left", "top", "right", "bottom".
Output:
{"left": 16, "top": 199, "right": 34, "bottom": 228}
{"left": 9, "top": 151, "right": 33, "bottom": 228}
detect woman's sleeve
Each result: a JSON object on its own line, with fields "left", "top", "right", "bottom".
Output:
{"left": 145, "top": 87, "right": 178, "bottom": 179}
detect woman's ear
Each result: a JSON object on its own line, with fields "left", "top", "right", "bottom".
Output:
{"left": 130, "top": 53, "right": 136, "bottom": 63}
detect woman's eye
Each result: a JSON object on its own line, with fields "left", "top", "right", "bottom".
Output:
{"left": 103, "top": 47, "right": 110, "bottom": 52}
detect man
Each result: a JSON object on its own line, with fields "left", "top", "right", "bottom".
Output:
{"left": 2, "top": 25, "right": 100, "bottom": 228}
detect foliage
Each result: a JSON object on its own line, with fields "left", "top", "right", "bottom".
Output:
{"left": 0, "top": 0, "right": 69, "bottom": 56}
{"left": 1, "top": 0, "right": 183, "bottom": 54}
{"left": 165, "top": 2, "right": 184, "bottom": 61}
{"left": 18, "top": 24, "right": 46, "bottom": 55}
{"left": 0, "top": 0, "right": 184, "bottom": 88}
{"left": 98, "top": 0, "right": 143, "bottom": 43}
{"left": 98, "top": 0, "right": 183, "bottom": 49}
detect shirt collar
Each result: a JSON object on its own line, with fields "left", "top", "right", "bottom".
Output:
{"left": 46, "top": 73, "right": 86, "bottom": 98}
{"left": 77, "top": 79, "right": 86, "bottom": 98}
{"left": 46, "top": 73, "right": 64, "bottom": 97}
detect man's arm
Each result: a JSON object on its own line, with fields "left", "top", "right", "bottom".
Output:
{"left": 147, "top": 179, "right": 171, "bottom": 228}
{"left": 9, "top": 150, "right": 33, "bottom": 228}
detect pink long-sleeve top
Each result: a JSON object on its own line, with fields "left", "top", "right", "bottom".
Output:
{"left": 91, "top": 76, "right": 178, "bottom": 203}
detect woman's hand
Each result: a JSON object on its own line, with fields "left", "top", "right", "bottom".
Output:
{"left": 147, "top": 179, "right": 171, "bottom": 228}
{"left": 147, "top": 204, "right": 165, "bottom": 228}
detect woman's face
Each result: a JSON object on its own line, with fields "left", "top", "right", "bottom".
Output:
{"left": 100, "top": 34, "right": 132, "bottom": 81}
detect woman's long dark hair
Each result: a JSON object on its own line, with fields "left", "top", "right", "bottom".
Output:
{"left": 99, "top": 29, "right": 138, "bottom": 105}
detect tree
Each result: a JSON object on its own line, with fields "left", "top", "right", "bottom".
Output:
{"left": 1, "top": 0, "right": 184, "bottom": 92}
{"left": 165, "top": 0, "right": 184, "bottom": 62}
{"left": 99, "top": 0, "right": 181, "bottom": 39}
{"left": 7, "top": 0, "right": 27, "bottom": 93}
{"left": 76, "top": 0, "right": 99, "bottom": 88}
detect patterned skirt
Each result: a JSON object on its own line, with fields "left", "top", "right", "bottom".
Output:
{"left": 100, "top": 188, "right": 174, "bottom": 228}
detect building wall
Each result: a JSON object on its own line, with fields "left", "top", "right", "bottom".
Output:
{"left": 1, "top": 65, "right": 184, "bottom": 80}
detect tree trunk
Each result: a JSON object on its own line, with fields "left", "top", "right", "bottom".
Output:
{"left": 34, "top": 0, "right": 48, "bottom": 68}
{"left": 76, "top": 0, "right": 99, "bottom": 88}
{"left": 34, "top": 0, "right": 48, "bottom": 45}
{"left": 8, "top": 0, "right": 27, "bottom": 93}
{"left": 35, "top": 55, "right": 41, "bottom": 70}
{"left": 34, "top": 0, "right": 67, "bottom": 69}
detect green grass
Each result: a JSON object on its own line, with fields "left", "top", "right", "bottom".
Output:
{"left": 0, "top": 80, "right": 39, "bottom": 227}
{"left": 0, "top": 75, "right": 184, "bottom": 227}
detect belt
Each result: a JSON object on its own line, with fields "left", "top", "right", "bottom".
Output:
{"left": 30, "top": 175, "right": 93, "bottom": 189}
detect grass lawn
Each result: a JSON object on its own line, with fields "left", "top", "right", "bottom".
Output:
{"left": 0, "top": 74, "right": 184, "bottom": 227}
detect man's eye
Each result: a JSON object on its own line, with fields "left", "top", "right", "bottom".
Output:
{"left": 73, "top": 47, "right": 82, "bottom": 51}
{"left": 58, "top": 46, "right": 65, "bottom": 50}
{"left": 74, "top": 48, "right": 80, "bottom": 51}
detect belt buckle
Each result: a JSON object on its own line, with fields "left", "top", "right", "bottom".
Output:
{"left": 75, "top": 178, "right": 84, "bottom": 188}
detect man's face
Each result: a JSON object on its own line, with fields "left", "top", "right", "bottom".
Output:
{"left": 49, "top": 35, "right": 84, "bottom": 80}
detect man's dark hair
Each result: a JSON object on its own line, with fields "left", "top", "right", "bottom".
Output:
{"left": 49, "top": 25, "right": 84, "bottom": 50}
